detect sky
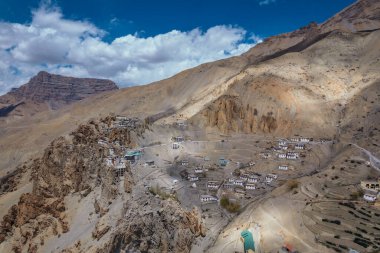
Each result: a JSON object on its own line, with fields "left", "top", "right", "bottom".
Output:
{"left": 0, "top": 0, "right": 355, "bottom": 94}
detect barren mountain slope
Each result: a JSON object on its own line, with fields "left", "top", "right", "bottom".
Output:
{"left": 0, "top": 71, "right": 118, "bottom": 121}
{"left": 191, "top": 29, "right": 380, "bottom": 138}
{"left": 1, "top": 0, "right": 379, "bottom": 176}
{"left": 0, "top": 56, "right": 247, "bottom": 176}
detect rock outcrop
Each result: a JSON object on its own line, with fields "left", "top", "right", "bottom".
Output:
{"left": 0, "top": 116, "right": 145, "bottom": 252}
{"left": 201, "top": 95, "right": 277, "bottom": 134}
{"left": 0, "top": 71, "right": 118, "bottom": 118}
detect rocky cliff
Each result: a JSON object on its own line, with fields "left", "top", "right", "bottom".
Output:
{"left": 0, "top": 71, "right": 118, "bottom": 118}
{"left": 0, "top": 116, "right": 203, "bottom": 253}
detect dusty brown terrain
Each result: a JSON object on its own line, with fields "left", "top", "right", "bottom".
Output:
{"left": 0, "top": 0, "right": 380, "bottom": 252}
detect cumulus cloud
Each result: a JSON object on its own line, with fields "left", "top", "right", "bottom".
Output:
{"left": 0, "top": 4, "right": 261, "bottom": 95}
{"left": 259, "top": 0, "right": 276, "bottom": 6}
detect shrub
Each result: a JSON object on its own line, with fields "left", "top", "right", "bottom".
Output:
{"left": 220, "top": 196, "right": 240, "bottom": 213}
{"left": 287, "top": 179, "right": 299, "bottom": 191}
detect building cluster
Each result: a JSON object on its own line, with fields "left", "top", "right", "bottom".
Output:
{"left": 361, "top": 179, "right": 380, "bottom": 203}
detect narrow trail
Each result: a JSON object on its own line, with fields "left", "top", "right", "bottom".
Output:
{"left": 350, "top": 143, "right": 380, "bottom": 171}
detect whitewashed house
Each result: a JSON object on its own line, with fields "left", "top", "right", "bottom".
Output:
{"left": 245, "top": 184, "right": 256, "bottom": 190}
{"left": 363, "top": 192, "right": 377, "bottom": 202}
{"left": 278, "top": 153, "right": 286, "bottom": 159}
{"left": 188, "top": 174, "right": 199, "bottom": 182}
{"left": 295, "top": 144, "right": 305, "bottom": 150}
{"left": 207, "top": 181, "right": 220, "bottom": 190}
{"left": 181, "top": 160, "right": 189, "bottom": 166}
{"left": 300, "top": 137, "right": 310, "bottom": 143}
{"left": 278, "top": 140, "right": 287, "bottom": 146}
{"left": 278, "top": 165, "right": 288, "bottom": 171}
{"left": 194, "top": 167, "right": 204, "bottom": 174}
{"left": 247, "top": 176, "right": 259, "bottom": 183}
{"left": 233, "top": 179, "right": 244, "bottom": 186}
{"left": 200, "top": 195, "right": 218, "bottom": 203}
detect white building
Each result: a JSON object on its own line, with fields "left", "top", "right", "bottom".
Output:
{"left": 278, "top": 165, "right": 288, "bottom": 171}
{"left": 181, "top": 160, "right": 189, "bottom": 166}
{"left": 200, "top": 195, "right": 218, "bottom": 203}
{"left": 188, "top": 174, "right": 199, "bottom": 182}
{"left": 207, "top": 181, "right": 220, "bottom": 189}
{"left": 247, "top": 176, "right": 259, "bottom": 183}
{"left": 291, "top": 138, "right": 299, "bottom": 142}
{"left": 223, "top": 183, "right": 234, "bottom": 189}
{"left": 295, "top": 144, "right": 305, "bottom": 150}
{"left": 105, "top": 157, "right": 113, "bottom": 167}
{"left": 194, "top": 168, "right": 204, "bottom": 174}
{"left": 300, "top": 137, "right": 310, "bottom": 143}
{"left": 278, "top": 140, "right": 287, "bottom": 146}
{"left": 266, "top": 174, "right": 278, "bottom": 183}
{"left": 98, "top": 139, "right": 108, "bottom": 146}
{"left": 278, "top": 153, "right": 286, "bottom": 159}
{"left": 233, "top": 179, "right": 244, "bottom": 186}
{"left": 245, "top": 184, "right": 256, "bottom": 190}
{"left": 363, "top": 192, "right": 377, "bottom": 202}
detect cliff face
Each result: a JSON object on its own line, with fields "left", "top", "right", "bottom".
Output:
{"left": 0, "top": 116, "right": 203, "bottom": 253}
{"left": 0, "top": 71, "right": 118, "bottom": 117}
{"left": 201, "top": 95, "right": 277, "bottom": 134}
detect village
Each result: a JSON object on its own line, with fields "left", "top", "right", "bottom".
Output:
{"left": 95, "top": 116, "right": 380, "bottom": 253}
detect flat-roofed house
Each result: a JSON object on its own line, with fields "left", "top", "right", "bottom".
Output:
{"left": 278, "top": 165, "right": 288, "bottom": 171}
{"left": 245, "top": 184, "right": 256, "bottom": 190}
{"left": 278, "top": 153, "right": 286, "bottom": 159}
{"left": 200, "top": 195, "right": 218, "bottom": 203}
{"left": 188, "top": 174, "right": 199, "bottom": 182}
{"left": 361, "top": 180, "right": 380, "bottom": 191}
{"left": 207, "top": 181, "right": 220, "bottom": 190}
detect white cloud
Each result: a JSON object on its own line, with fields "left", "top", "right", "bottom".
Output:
{"left": 259, "top": 0, "right": 276, "bottom": 6}
{"left": 0, "top": 5, "right": 261, "bottom": 95}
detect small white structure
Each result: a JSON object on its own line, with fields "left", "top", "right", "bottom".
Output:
{"left": 286, "top": 152, "right": 298, "bottom": 160}
{"left": 249, "top": 161, "right": 255, "bottom": 167}
{"left": 207, "top": 181, "right": 220, "bottom": 189}
{"left": 194, "top": 167, "right": 204, "bottom": 174}
{"left": 233, "top": 179, "right": 244, "bottom": 186}
{"left": 188, "top": 174, "right": 199, "bottom": 182}
{"left": 295, "top": 144, "right": 305, "bottom": 150}
{"left": 181, "top": 160, "right": 189, "bottom": 166}
{"left": 105, "top": 157, "right": 113, "bottom": 167}
{"left": 278, "top": 140, "right": 287, "bottom": 146}
{"left": 267, "top": 173, "right": 278, "bottom": 179}
{"left": 200, "top": 195, "right": 218, "bottom": 203}
{"left": 300, "top": 137, "right": 310, "bottom": 143}
{"left": 261, "top": 153, "right": 270, "bottom": 159}
{"left": 281, "top": 146, "right": 288, "bottom": 150}
{"left": 291, "top": 138, "right": 299, "bottom": 142}
{"left": 266, "top": 173, "right": 278, "bottom": 183}
{"left": 247, "top": 176, "right": 259, "bottom": 183}
{"left": 278, "top": 153, "right": 286, "bottom": 159}
{"left": 172, "top": 143, "right": 180, "bottom": 149}
{"left": 116, "top": 116, "right": 127, "bottom": 121}
{"left": 245, "top": 184, "right": 256, "bottom": 190}
{"left": 363, "top": 190, "right": 377, "bottom": 202}
{"left": 278, "top": 165, "right": 288, "bottom": 171}
{"left": 223, "top": 182, "right": 234, "bottom": 189}
{"left": 98, "top": 139, "right": 108, "bottom": 146}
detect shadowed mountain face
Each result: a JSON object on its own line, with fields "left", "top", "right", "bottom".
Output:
{"left": 0, "top": 71, "right": 118, "bottom": 118}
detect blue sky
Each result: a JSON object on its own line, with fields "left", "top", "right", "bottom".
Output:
{"left": 0, "top": 0, "right": 355, "bottom": 94}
